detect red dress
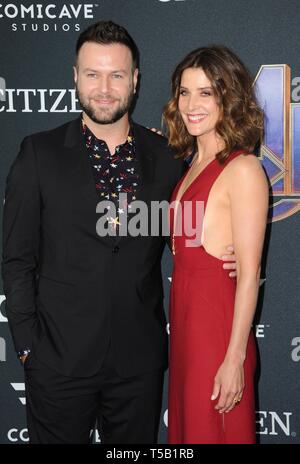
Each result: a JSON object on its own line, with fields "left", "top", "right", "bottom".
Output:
{"left": 168, "top": 151, "right": 257, "bottom": 444}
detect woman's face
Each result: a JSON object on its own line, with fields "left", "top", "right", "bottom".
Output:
{"left": 178, "top": 67, "right": 220, "bottom": 140}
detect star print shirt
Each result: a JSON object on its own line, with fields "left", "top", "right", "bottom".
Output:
{"left": 82, "top": 119, "right": 140, "bottom": 230}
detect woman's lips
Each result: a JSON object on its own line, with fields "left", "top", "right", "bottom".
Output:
{"left": 187, "top": 114, "right": 208, "bottom": 123}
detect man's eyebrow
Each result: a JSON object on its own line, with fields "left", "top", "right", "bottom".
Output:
{"left": 82, "top": 68, "right": 128, "bottom": 73}
{"left": 82, "top": 68, "right": 98, "bottom": 73}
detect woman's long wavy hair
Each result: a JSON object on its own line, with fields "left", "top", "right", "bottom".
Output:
{"left": 163, "top": 45, "right": 264, "bottom": 162}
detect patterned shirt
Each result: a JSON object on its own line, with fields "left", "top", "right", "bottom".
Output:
{"left": 82, "top": 118, "right": 140, "bottom": 232}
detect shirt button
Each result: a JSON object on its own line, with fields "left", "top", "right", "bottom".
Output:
{"left": 112, "top": 246, "right": 119, "bottom": 254}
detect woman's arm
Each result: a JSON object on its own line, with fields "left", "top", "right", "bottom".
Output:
{"left": 212, "top": 154, "right": 269, "bottom": 413}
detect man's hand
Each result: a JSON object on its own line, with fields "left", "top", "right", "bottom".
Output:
{"left": 20, "top": 354, "right": 28, "bottom": 365}
{"left": 221, "top": 245, "right": 237, "bottom": 278}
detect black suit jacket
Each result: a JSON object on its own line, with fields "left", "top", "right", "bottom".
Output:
{"left": 2, "top": 117, "right": 185, "bottom": 377}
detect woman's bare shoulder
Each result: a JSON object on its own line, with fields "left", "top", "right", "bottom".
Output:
{"left": 225, "top": 153, "right": 266, "bottom": 180}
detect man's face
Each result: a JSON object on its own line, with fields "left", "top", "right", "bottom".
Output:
{"left": 74, "top": 42, "right": 138, "bottom": 125}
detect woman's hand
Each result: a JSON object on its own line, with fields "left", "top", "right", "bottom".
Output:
{"left": 211, "top": 357, "right": 245, "bottom": 413}
{"left": 149, "top": 127, "right": 163, "bottom": 136}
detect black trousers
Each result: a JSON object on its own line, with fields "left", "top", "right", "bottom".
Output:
{"left": 24, "top": 341, "right": 164, "bottom": 444}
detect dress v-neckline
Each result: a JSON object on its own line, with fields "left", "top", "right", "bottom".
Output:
{"left": 174, "top": 157, "right": 217, "bottom": 204}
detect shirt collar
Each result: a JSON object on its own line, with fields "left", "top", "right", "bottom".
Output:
{"left": 81, "top": 116, "right": 134, "bottom": 148}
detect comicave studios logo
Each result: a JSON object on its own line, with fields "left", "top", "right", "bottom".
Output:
{"left": 0, "top": 3, "right": 100, "bottom": 32}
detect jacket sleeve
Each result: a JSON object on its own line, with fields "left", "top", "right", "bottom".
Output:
{"left": 1, "top": 136, "right": 41, "bottom": 353}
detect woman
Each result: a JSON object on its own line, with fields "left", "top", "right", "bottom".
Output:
{"left": 163, "top": 46, "right": 269, "bottom": 444}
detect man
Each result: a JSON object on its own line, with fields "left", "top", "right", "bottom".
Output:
{"left": 2, "top": 21, "right": 237, "bottom": 444}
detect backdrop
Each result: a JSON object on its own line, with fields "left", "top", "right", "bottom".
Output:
{"left": 0, "top": 0, "right": 299, "bottom": 444}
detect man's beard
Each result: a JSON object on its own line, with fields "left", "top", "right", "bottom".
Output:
{"left": 76, "top": 85, "right": 135, "bottom": 125}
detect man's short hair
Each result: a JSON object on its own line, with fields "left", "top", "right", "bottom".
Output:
{"left": 76, "top": 20, "right": 139, "bottom": 70}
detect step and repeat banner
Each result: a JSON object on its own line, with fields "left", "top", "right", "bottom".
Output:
{"left": 0, "top": 0, "right": 299, "bottom": 444}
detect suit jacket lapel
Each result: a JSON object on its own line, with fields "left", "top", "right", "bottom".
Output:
{"left": 113, "top": 123, "right": 156, "bottom": 245}
{"left": 63, "top": 117, "right": 116, "bottom": 246}
{"left": 130, "top": 122, "right": 155, "bottom": 204}
{"left": 64, "top": 116, "right": 100, "bottom": 204}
